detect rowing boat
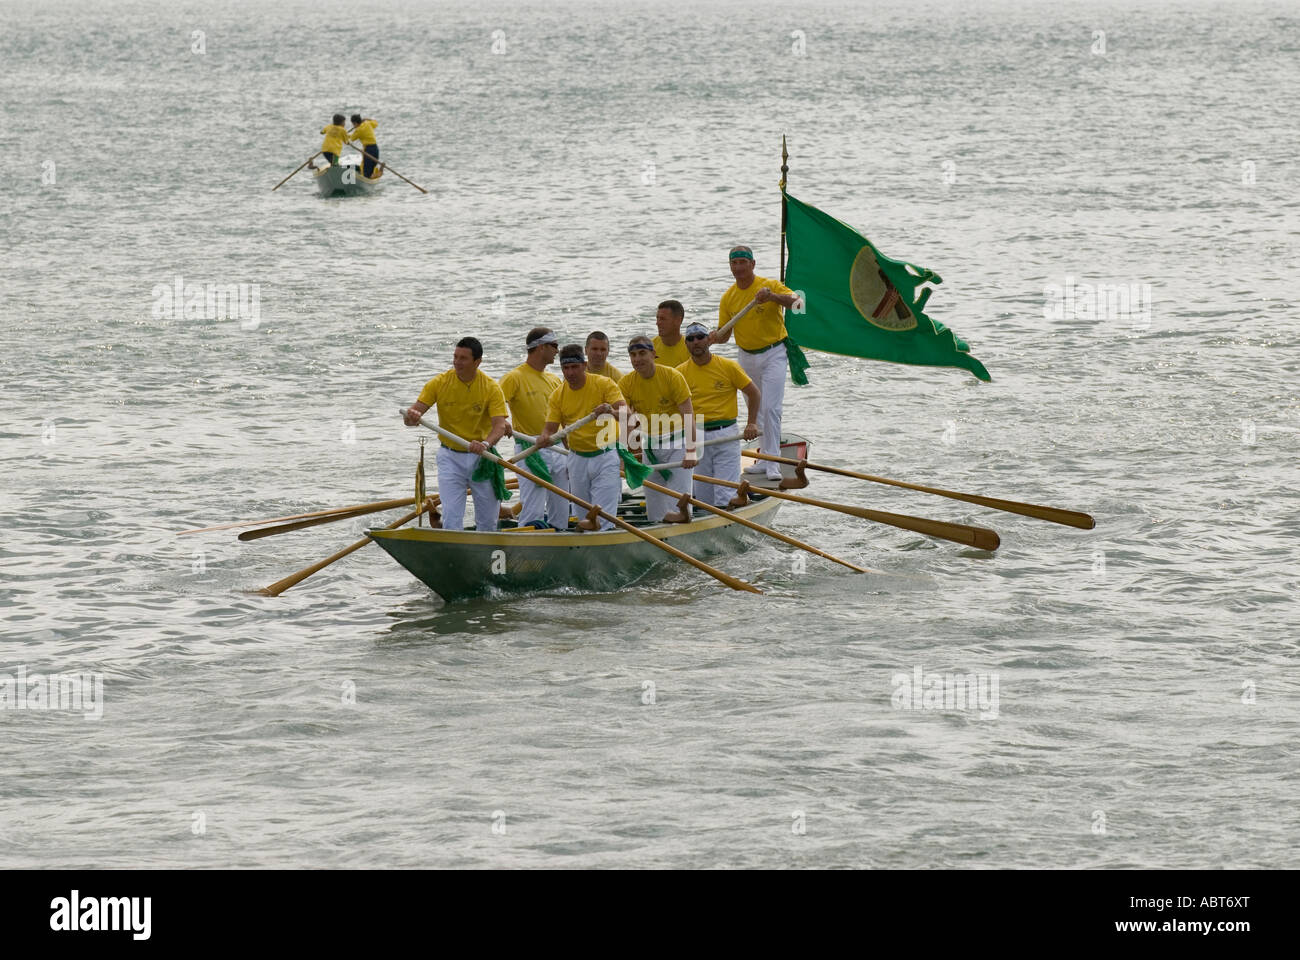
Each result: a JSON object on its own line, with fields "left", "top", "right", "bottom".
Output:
{"left": 313, "top": 155, "right": 381, "bottom": 197}
{"left": 368, "top": 434, "right": 809, "bottom": 601}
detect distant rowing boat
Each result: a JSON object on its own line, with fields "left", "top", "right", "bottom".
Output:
{"left": 313, "top": 155, "right": 381, "bottom": 197}
{"left": 368, "top": 435, "right": 810, "bottom": 601}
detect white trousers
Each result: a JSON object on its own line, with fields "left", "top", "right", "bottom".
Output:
{"left": 643, "top": 445, "right": 692, "bottom": 522}
{"left": 738, "top": 340, "right": 786, "bottom": 479}
{"left": 436, "top": 446, "right": 499, "bottom": 532}
{"left": 693, "top": 424, "right": 740, "bottom": 507}
{"left": 514, "top": 441, "right": 571, "bottom": 528}
{"left": 568, "top": 448, "right": 621, "bottom": 530}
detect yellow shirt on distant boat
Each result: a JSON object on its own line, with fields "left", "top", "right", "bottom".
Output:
{"left": 545, "top": 374, "right": 624, "bottom": 453}
{"left": 718, "top": 274, "right": 796, "bottom": 352}
{"left": 319, "top": 124, "right": 348, "bottom": 155}
{"left": 652, "top": 335, "right": 690, "bottom": 368}
{"left": 417, "top": 369, "right": 507, "bottom": 451}
{"left": 586, "top": 360, "right": 623, "bottom": 381}
{"left": 676, "top": 355, "right": 751, "bottom": 423}
{"left": 348, "top": 119, "right": 378, "bottom": 146}
{"left": 498, "top": 363, "right": 561, "bottom": 437}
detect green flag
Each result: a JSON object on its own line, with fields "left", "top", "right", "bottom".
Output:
{"left": 783, "top": 193, "right": 991, "bottom": 382}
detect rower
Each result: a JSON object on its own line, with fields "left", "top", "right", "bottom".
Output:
{"left": 404, "top": 337, "right": 509, "bottom": 531}
{"left": 536, "top": 345, "right": 626, "bottom": 531}
{"left": 712, "top": 245, "right": 800, "bottom": 482}
{"left": 676, "top": 322, "right": 760, "bottom": 508}
{"left": 318, "top": 113, "right": 347, "bottom": 167}
{"left": 348, "top": 113, "right": 380, "bottom": 178}
{"left": 619, "top": 335, "right": 697, "bottom": 524}
{"left": 584, "top": 331, "right": 622, "bottom": 381}
{"left": 653, "top": 299, "right": 690, "bottom": 368}
{"left": 498, "top": 328, "right": 570, "bottom": 529}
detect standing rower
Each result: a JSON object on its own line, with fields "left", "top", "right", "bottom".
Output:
{"left": 584, "top": 331, "right": 623, "bottom": 381}
{"left": 652, "top": 299, "right": 690, "bottom": 368}
{"left": 498, "top": 328, "right": 569, "bottom": 529}
{"left": 619, "top": 335, "right": 697, "bottom": 524}
{"left": 403, "top": 337, "right": 509, "bottom": 531}
{"left": 712, "top": 245, "right": 799, "bottom": 482}
{"left": 537, "top": 345, "right": 626, "bottom": 531}
{"left": 677, "top": 322, "right": 760, "bottom": 508}
{"left": 348, "top": 113, "right": 380, "bottom": 178}
{"left": 318, "top": 113, "right": 347, "bottom": 167}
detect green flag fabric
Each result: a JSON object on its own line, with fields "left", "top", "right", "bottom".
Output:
{"left": 470, "top": 447, "right": 512, "bottom": 502}
{"left": 523, "top": 451, "right": 552, "bottom": 483}
{"left": 616, "top": 445, "right": 652, "bottom": 489}
{"left": 782, "top": 193, "right": 991, "bottom": 382}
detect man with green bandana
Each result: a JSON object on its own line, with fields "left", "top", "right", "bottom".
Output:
{"left": 712, "top": 245, "right": 800, "bottom": 481}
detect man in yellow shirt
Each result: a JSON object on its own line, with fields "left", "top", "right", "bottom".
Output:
{"left": 498, "top": 327, "right": 569, "bottom": 529}
{"left": 318, "top": 113, "right": 347, "bottom": 166}
{"left": 713, "top": 245, "right": 801, "bottom": 482}
{"left": 537, "top": 344, "right": 626, "bottom": 531}
{"left": 619, "top": 335, "right": 697, "bottom": 524}
{"left": 677, "top": 322, "right": 760, "bottom": 507}
{"left": 403, "top": 337, "right": 509, "bottom": 531}
{"left": 347, "top": 113, "right": 380, "bottom": 178}
{"left": 653, "top": 300, "right": 691, "bottom": 368}
{"left": 584, "top": 331, "right": 622, "bottom": 380}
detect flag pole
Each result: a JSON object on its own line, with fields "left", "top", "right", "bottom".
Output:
{"left": 779, "top": 135, "right": 789, "bottom": 283}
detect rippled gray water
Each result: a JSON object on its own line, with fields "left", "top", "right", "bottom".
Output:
{"left": 1, "top": 0, "right": 1297, "bottom": 868}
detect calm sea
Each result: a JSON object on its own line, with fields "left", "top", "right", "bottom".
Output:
{"left": 1, "top": 0, "right": 1296, "bottom": 868}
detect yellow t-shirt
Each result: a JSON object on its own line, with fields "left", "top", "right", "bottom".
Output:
{"left": 545, "top": 374, "right": 624, "bottom": 453}
{"left": 498, "top": 363, "right": 562, "bottom": 437}
{"left": 652, "top": 335, "right": 690, "bottom": 368}
{"left": 416, "top": 369, "right": 507, "bottom": 451}
{"left": 718, "top": 274, "right": 795, "bottom": 351}
{"left": 620, "top": 365, "right": 693, "bottom": 446}
{"left": 319, "top": 124, "right": 348, "bottom": 154}
{"left": 348, "top": 119, "right": 378, "bottom": 146}
{"left": 586, "top": 360, "right": 623, "bottom": 381}
{"left": 676, "top": 355, "right": 751, "bottom": 423}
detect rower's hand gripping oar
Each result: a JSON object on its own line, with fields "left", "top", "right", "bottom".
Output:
{"left": 406, "top": 410, "right": 762, "bottom": 595}
{"left": 508, "top": 411, "right": 600, "bottom": 462}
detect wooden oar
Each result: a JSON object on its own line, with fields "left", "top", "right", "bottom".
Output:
{"left": 741, "top": 451, "right": 1095, "bottom": 530}
{"left": 238, "top": 496, "right": 439, "bottom": 541}
{"left": 639, "top": 478, "right": 869, "bottom": 574}
{"left": 345, "top": 142, "right": 428, "bottom": 193}
{"left": 272, "top": 152, "right": 321, "bottom": 191}
{"left": 716, "top": 296, "right": 760, "bottom": 339}
{"left": 179, "top": 496, "right": 415, "bottom": 535}
{"left": 694, "top": 475, "right": 1001, "bottom": 551}
{"left": 253, "top": 502, "right": 427, "bottom": 597}
{"left": 508, "top": 411, "right": 600, "bottom": 462}
{"left": 413, "top": 414, "right": 761, "bottom": 595}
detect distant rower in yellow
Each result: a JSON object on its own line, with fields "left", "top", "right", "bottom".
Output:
{"left": 499, "top": 327, "right": 569, "bottom": 529}
{"left": 620, "top": 335, "right": 696, "bottom": 524}
{"left": 318, "top": 113, "right": 347, "bottom": 167}
{"left": 348, "top": 113, "right": 380, "bottom": 178}
{"left": 404, "top": 336, "right": 509, "bottom": 531}
{"left": 678, "top": 321, "right": 760, "bottom": 508}
{"left": 653, "top": 299, "right": 691, "bottom": 368}
{"left": 537, "top": 345, "right": 626, "bottom": 531}
{"left": 584, "top": 331, "right": 622, "bottom": 380}
{"left": 712, "top": 245, "right": 800, "bottom": 482}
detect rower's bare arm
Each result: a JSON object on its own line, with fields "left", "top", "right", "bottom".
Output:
{"left": 741, "top": 383, "right": 761, "bottom": 440}
{"left": 404, "top": 401, "right": 431, "bottom": 426}
{"left": 537, "top": 421, "right": 560, "bottom": 447}
{"left": 485, "top": 415, "right": 509, "bottom": 447}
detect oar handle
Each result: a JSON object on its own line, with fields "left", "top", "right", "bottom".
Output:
{"left": 716, "top": 297, "right": 760, "bottom": 338}
{"left": 509, "top": 411, "right": 601, "bottom": 462}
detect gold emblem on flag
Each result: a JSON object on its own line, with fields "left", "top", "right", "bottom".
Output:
{"left": 850, "top": 246, "right": 917, "bottom": 331}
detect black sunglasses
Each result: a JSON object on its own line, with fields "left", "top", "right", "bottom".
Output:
{"left": 685, "top": 333, "right": 708, "bottom": 342}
